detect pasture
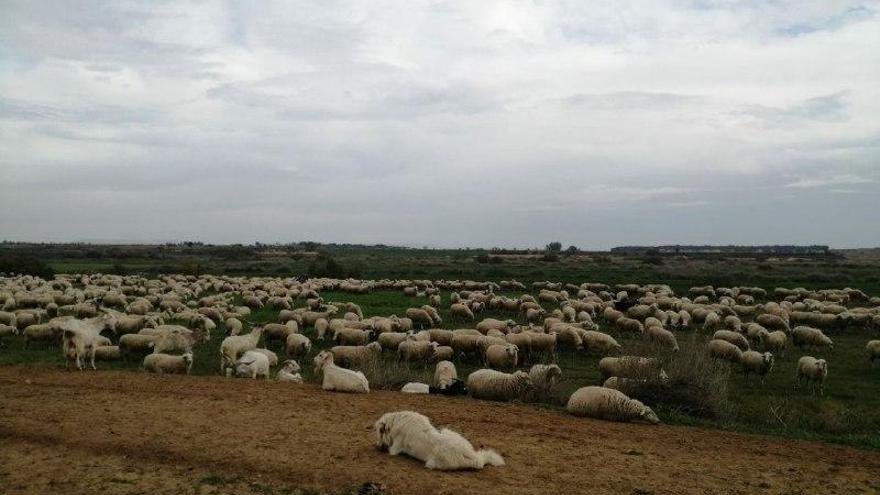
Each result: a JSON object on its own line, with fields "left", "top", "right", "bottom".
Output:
{"left": 1, "top": 274, "right": 878, "bottom": 450}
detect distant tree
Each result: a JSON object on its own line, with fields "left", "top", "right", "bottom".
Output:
{"left": 565, "top": 245, "right": 578, "bottom": 255}
{"left": 546, "top": 242, "right": 562, "bottom": 252}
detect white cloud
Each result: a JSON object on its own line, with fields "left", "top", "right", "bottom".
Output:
{"left": 784, "top": 174, "right": 876, "bottom": 189}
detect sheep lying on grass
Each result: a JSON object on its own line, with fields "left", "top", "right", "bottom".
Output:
{"left": 374, "top": 411, "right": 504, "bottom": 470}
{"left": 566, "top": 386, "right": 660, "bottom": 424}
{"left": 313, "top": 350, "right": 369, "bottom": 393}
{"left": 466, "top": 369, "right": 531, "bottom": 401}
{"left": 276, "top": 360, "right": 303, "bottom": 383}
{"left": 228, "top": 350, "right": 271, "bottom": 379}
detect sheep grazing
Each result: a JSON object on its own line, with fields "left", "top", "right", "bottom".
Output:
{"left": 760, "top": 330, "right": 787, "bottom": 355}
{"left": 432, "top": 345, "right": 454, "bottom": 362}
{"left": 398, "top": 339, "right": 438, "bottom": 364}
{"left": 263, "top": 321, "right": 298, "bottom": 347}
{"left": 867, "top": 340, "right": 880, "bottom": 366}
{"left": 224, "top": 317, "right": 243, "bottom": 336}
{"left": 144, "top": 352, "right": 193, "bottom": 375}
{"left": 566, "top": 386, "right": 660, "bottom": 424}
{"left": 373, "top": 327, "right": 405, "bottom": 346}
{"left": 330, "top": 342, "right": 382, "bottom": 368}
{"left": 374, "top": 411, "right": 504, "bottom": 471}
{"left": 93, "top": 345, "right": 121, "bottom": 361}
{"left": 119, "top": 333, "right": 156, "bottom": 359}
{"left": 712, "top": 330, "right": 750, "bottom": 351}
{"left": 702, "top": 312, "right": 723, "bottom": 332}
{"left": 313, "top": 350, "right": 369, "bottom": 393}
{"left": 598, "top": 356, "right": 665, "bottom": 382}
{"left": 645, "top": 326, "right": 679, "bottom": 352}
{"left": 708, "top": 339, "right": 743, "bottom": 363}
{"left": 335, "top": 327, "right": 374, "bottom": 346}
{"left": 449, "top": 303, "right": 475, "bottom": 321}
{"left": 756, "top": 314, "right": 790, "bottom": 332}
{"left": 285, "top": 333, "right": 312, "bottom": 358}
{"left": 740, "top": 351, "right": 774, "bottom": 384}
{"left": 484, "top": 344, "right": 518, "bottom": 370}
{"left": 529, "top": 364, "right": 562, "bottom": 391}
{"left": 796, "top": 356, "right": 828, "bottom": 395}
{"left": 466, "top": 369, "right": 531, "bottom": 401}
{"left": 405, "top": 308, "right": 434, "bottom": 329}
{"left": 220, "top": 326, "right": 263, "bottom": 372}
{"left": 276, "top": 360, "right": 303, "bottom": 383}
{"left": 229, "top": 350, "right": 271, "bottom": 379}
{"left": 615, "top": 317, "right": 644, "bottom": 334}
{"left": 476, "top": 318, "right": 515, "bottom": 334}
{"left": 401, "top": 382, "right": 430, "bottom": 394}
{"left": 791, "top": 326, "right": 834, "bottom": 350}
{"left": 434, "top": 360, "right": 458, "bottom": 388}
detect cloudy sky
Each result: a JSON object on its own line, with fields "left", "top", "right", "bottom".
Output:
{"left": 1, "top": 1, "right": 878, "bottom": 249}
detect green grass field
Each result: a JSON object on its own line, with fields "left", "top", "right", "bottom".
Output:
{"left": 3, "top": 286, "right": 878, "bottom": 451}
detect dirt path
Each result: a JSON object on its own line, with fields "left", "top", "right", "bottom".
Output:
{"left": 0, "top": 367, "right": 878, "bottom": 495}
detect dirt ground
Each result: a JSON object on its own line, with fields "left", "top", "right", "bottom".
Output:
{"left": 1, "top": 367, "right": 878, "bottom": 495}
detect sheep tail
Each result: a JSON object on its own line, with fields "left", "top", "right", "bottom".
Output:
{"left": 476, "top": 448, "right": 505, "bottom": 467}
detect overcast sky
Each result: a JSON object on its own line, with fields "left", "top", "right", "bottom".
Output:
{"left": 1, "top": 1, "right": 878, "bottom": 249}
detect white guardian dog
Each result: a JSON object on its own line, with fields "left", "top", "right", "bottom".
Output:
{"left": 373, "top": 411, "right": 504, "bottom": 471}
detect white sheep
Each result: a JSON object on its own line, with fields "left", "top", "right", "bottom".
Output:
{"left": 708, "top": 339, "right": 743, "bottom": 363}
{"left": 645, "top": 325, "right": 679, "bottom": 352}
{"left": 374, "top": 411, "right": 504, "bottom": 470}
{"left": 330, "top": 342, "right": 382, "bottom": 368}
{"left": 119, "top": 333, "right": 156, "bottom": 358}
{"left": 791, "top": 326, "right": 834, "bottom": 350}
{"left": 712, "top": 330, "right": 750, "bottom": 351}
{"left": 528, "top": 364, "right": 562, "bottom": 390}
{"left": 93, "top": 345, "right": 121, "bottom": 361}
{"left": 285, "top": 332, "right": 312, "bottom": 358}
{"left": 484, "top": 344, "right": 518, "bottom": 370}
{"left": 401, "top": 382, "right": 430, "bottom": 394}
{"left": 276, "top": 360, "right": 303, "bottom": 383}
{"left": 434, "top": 360, "right": 458, "bottom": 388}
{"left": 740, "top": 351, "right": 774, "bottom": 384}
{"left": 225, "top": 317, "right": 243, "bottom": 336}
{"left": 703, "top": 312, "right": 723, "bottom": 332}
{"left": 144, "top": 352, "right": 193, "bottom": 375}
{"left": 229, "top": 350, "right": 271, "bottom": 379}
{"left": 449, "top": 303, "right": 475, "bottom": 321}
{"left": 378, "top": 331, "right": 413, "bottom": 351}
{"left": 466, "top": 369, "right": 531, "bottom": 401}
{"left": 398, "top": 339, "right": 438, "bottom": 363}
{"left": 250, "top": 347, "right": 279, "bottom": 367}
{"left": 220, "top": 326, "right": 263, "bottom": 372}
{"left": 796, "top": 356, "right": 828, "bottom": 395}
{"left": 313, "top": 350, "right": 369, "bottom": 393}
{"left": 566, "top": 386, "right": 660, "bottom": 424}
{"left": 867, "top": 340, "right": 880, "bottom": 366}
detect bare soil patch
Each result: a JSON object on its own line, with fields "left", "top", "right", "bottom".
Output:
{"left": 1, "top": 366, "right": 878, "bottom": 495}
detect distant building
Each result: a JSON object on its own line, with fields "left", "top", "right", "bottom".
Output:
{"left": 610, "top": 245, "right": 830, "bottom": 256}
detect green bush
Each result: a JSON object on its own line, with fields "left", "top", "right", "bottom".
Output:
{"left": 0, "top": 255, "right": 54, "bottom": 278}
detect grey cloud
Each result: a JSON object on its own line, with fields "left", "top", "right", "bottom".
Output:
{"left": 1, "top": 1, "right": 879, "bottom": 248}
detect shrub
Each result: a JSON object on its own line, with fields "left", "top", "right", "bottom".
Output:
{"left": 541, "top": 253, "right": 560, "bottom": 262}
{"left": 0, "top": 255, "right": 54, "bottom": 278}
{"left": 622, "top": 338, "right": 733, "bottom": 420}
{"left": 357, "top": 355, "right": 432, "bottom": 391}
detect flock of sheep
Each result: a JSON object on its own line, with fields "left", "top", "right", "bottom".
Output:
{"left": 1, "top": 273, "right": 879, "bottom": 470}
